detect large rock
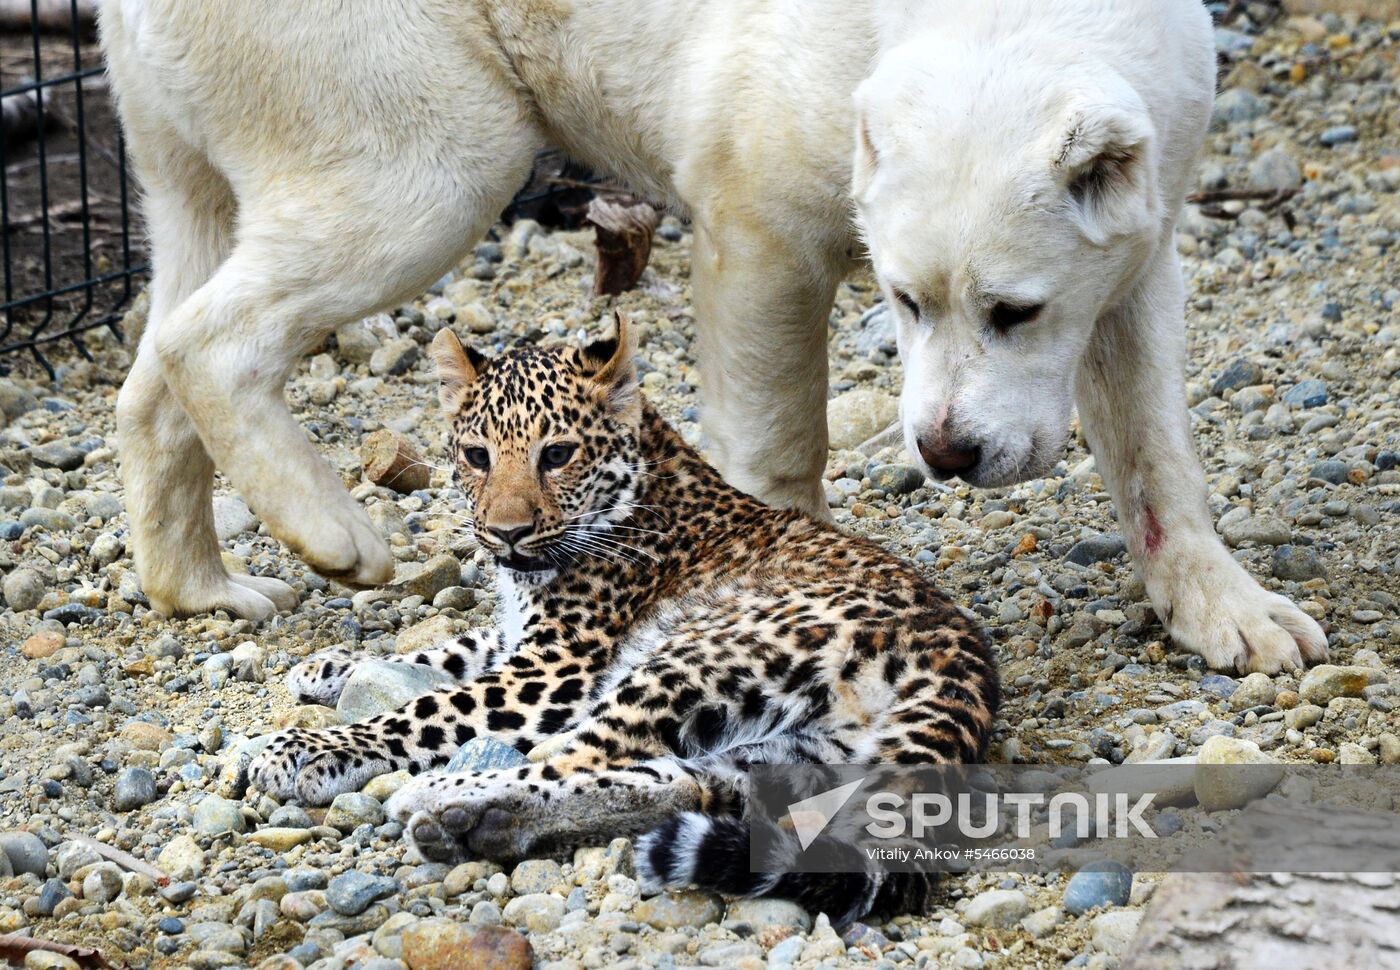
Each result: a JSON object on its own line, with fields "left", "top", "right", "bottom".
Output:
{"left": 826, "top": 389, "right": 899, "bottom": 451}
{"left": 336, "top": 660, "right": 455, "bottom": 722}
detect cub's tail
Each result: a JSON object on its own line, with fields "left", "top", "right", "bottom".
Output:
{"left": 634, "top": 813, "right": 936, "bottom": 927}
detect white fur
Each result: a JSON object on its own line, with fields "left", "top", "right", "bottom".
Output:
{"left": 495, "top": 568, "right": 553, "bottom": 650}
{"left": 102, "top": 0, "right": 1324, "bottom": 671}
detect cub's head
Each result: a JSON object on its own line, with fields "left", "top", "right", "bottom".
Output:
{"left": 852, "top": 41, "right": 1174, "bottom": 488}
{"left": 431, "top": 313, "right": 643, "bottom": 573}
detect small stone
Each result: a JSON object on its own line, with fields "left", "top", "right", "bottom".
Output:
{"left": 826, "top": 389, "right": 898, "bottom": 450}
{"left": 1211, "top": 358, "right": 1263, "bottom": 397}
{"left": 1020, "top": 906, "right": 1063, "bottom": 939}
{"left": 868, "top": 463, "right": 924, "bottom": 496}
{"left": 1378, "top": 734, "right": 1400, "bottom": 766}
{"left": 363, "top": 770, "right": 414, "bottom": 801}
{"left": 723, "top": 897, "right": 813, "bottom": 932}
{"left": 23, "top": 953, "right": 80, "bottom": 970}
{"left": 0, "top": 832, "right": 48, "bottom": 876}
{"left": 1195, "top": 736, "right": 1282, "bottom": 811}
{"left": 247, "top": 828, "right": 313, "bottom": 851}
{"left": 1338, "top": 743, "right": 1376, "bottom": 765}
{"left": 1065, "top": 533, "right": 1126, "bottom": 566}
{"left": 632, "top": 890, "right": 725, "bottom": 929}
{"left": 1284, "top": 704, "right": 1324, "bottom": 730}
{"left": 1212, "top": 87, "right": 1266, "bottom": 124}
{"left": 963, "top": 889, "right": 1030, "bottom": 928}
{"left": 1222, "top": 515, "right": 1291, "bottom": 547}
{"left": 1248, "top": 148, "right": 1302, "bottom": 192}
{"left": 401, "top": 919, "right": 532, "bottom": 970}
{"left": 501, "top": 892, "right": 565, "bottom": 932}
{"left": 509, "top": 859, "right": 565, "bottom": 896}
{"left": 231, "top": 641, "right": 267, "bottom": 683}
{"left": 5, "top": 568, "right": 46, "bottom": 612}
{"left": 20, "top": 630, "right": 64, "bottom": 659}
{"left": 327, "top": 870, "right": 399, "bottom": 916}
{"left": 213, "top": 496, "right": 257, "bottom": 541}
{"left": 1230, "top": 672, "right": 1278, "bottom": 711}
{"left": 370, "top": 338, "right": 420, "bottom": 377}
{"left": 1272, "top": 545, "right": 1326, "bottom": 582}
{"left": 1281, "top": 380, "right": 1327, "bottom": 409}
{"left": 37, "top": 878, "right": 72, "bottom": 916}
{"left": 81, "top": 862, "right": 124, "bottom": 904}
{"left": 446, "top": 737, "right": 531, "bottom": 774}
{"left": 336, "top": 316, "right": 389, "bottom": 364}
{"left": 1319, "top": 125, "right": 1358, "bottom": 147}
{"left": 157, "top": 835, "right": 204, "bottom": 881}
{"left": 336, "top": 660, "right": 455, "bottom": 722}
{"left": 1299, "top": 665, "right": 1385, "bottom": 706}
{"left": 194, "top": 795, "right": 247, "bottom": 835}
{"left": 326, "top": 792, "right": 386, "bottom": 832}
{"left": 397, "top": 554, "right": 462, "bottom": 601}
{"left": 1090, "top": 910, "right": 1144, "bottom": 955}
{"left": 1310, "top": 460, "right": 1349, "bottom": 485}
{"left": 1064, "top": 862, "right": 1133, "bottom": 915}
{"left": 361, "top": 429, "right": 432, "bottom": 494}
{"left": 113, "top": 767, "right": 158, "bottom": 811}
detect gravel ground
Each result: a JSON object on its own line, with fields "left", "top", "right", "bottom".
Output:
{"left": 1, "top": 8, "right": 1398, "bottom": 970}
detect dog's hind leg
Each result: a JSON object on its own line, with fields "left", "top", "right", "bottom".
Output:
{"left": 1077, "top": 246, "right": 1328, "bottom": 674}
{"left": 116, "top": 136, "right": 300, "bottom": 619}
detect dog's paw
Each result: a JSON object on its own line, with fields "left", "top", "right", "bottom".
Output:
{"left": 286, "top": 649, "right": 358, "bottom": 706}
{"left": 231, "top": 573, "right": 300, "bottom": 612}
{"left": 1147, "top": 546, "right": 1328, "bottom": 673}
{"left": 249, "top": 727, "right": 396, "bottom": 804}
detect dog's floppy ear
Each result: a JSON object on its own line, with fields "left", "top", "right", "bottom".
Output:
{"left": 1054, "top": 100, "right": 1158, "bottom": 245}
{"left": 581, "top": 311, "right": 640, "bottom": 420}
{"left": 853, "top": 114, "right": 880, "bottom": 196}
{"left": 430, "top": 327, "right": 485, "bottom": 414}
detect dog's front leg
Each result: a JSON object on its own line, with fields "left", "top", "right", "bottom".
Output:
{"left": 1075, "top": 247, "right": 1328, "bottom": 673}
{"left": 691, "top": 216, "right": 845, "bottom": 518}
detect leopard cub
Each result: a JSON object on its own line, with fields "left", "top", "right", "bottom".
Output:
{"left": 250, "top": 314, "right": 998, "bottom": 923}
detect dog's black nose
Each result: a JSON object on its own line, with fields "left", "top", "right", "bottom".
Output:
{"left": 917, "top": 438, "right": 981, "bottom": 477}
{"left": 488, "top": 524, "right": 534, "bottom": 547}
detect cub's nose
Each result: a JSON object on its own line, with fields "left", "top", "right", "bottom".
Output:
{"left": 487, "top": 524, "right": 534, "bottom": 547}
{"left": 917, "top": 437, "right": 981, "bottom": 477}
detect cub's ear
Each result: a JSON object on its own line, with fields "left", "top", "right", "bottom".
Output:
{"left": 429, "top": 328, "right": 486, "bottom": 414}
{"left": 1054, "top": 101, "right": 1159, "bottom": 244}
{"left": 582, "top": 311, "right": 640, "bottom": 419}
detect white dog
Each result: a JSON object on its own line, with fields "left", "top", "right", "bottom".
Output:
{"left": 101, "top": 0, "right": 1327, "bottom": 672}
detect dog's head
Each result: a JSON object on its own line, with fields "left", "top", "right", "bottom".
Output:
{"left": 852, "top": 42, "right": 1163, "bottom": 487}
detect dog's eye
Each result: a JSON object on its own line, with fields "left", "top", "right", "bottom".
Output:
{"left": 990, "top": 302, "right": 1043, "bottom": 330}
{"left": 463, "top": 446, "right": 491, "bottom": 470}
{"left": 892, "top": 289, "right": 920, "bottom": 318}
{"left": 540, "top": 443, "right": 578, "bottom": 470}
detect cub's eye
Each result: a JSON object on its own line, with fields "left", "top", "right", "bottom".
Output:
{"left": 463, "top": 446, "right": 491, "bottom": 470}
{"left": 989, "top": 302, "right": 1044, "bottom": 331}
{"left": 540, "top": 443, "right": 578, "bottom": 470}
{"left": 892, "top": 289, "right": 920, "bottom": 318}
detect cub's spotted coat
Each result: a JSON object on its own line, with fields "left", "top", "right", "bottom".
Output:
{"left": 250, "top": 317, "right": 998, "bottom": 923}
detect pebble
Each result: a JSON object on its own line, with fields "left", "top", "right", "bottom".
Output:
{"left": 1065, "top": 533, "right": 1125, "bottom": 566}
{"left": 1064, "top": 861, "right": 1133, "bottom": 915}
{"left": 1194, "top": 736, "right": 1282, "bottom": 811}
{"left": 336, "top": 660, "right": 456, "bottom": 722}
{"left": 509, "top": 859, "right": 565, "bottom": 896}
{"left": 446, "top": 736, "right": 531, "bottom": 774}
{"left": 326, "top": 792, "right": 386, "bottom": 832}
{"left": 1090, "top": 910, "right": 1144, "bottom": 955}
{"left": 193, "top": 794, "right": 247, "bottom": 835}
{"left": 327, "top": 870, "right": 400, "bottom": 916}
{"left": 1248, "top": 148, "right": 1302, "bottom": 192}
{"left": 1222, "top": 515, "right": 1291, "bottom": 547}
{"left": 501, "top": 892, "right": 566, "bottom": 932}
{"left": 1230, "top": 672, "right": 1278, "bottom": 711}
{"left": 113, "top": 766, "right": 158, "bottom": 811}
{"left": 0, "top": 832, "right": 48, "bottom": 876}
{"left": 1299, "top": 665, "right": 1386, "bottom": 706}
{"left": 826, "top": 388, "right": 898, "bottom": 450}
{"left": 400, "top": 919, "right": 533, "bottom": 970}
{"left": 4, "top": 567, "right": 46, "bottom": 611}
{"left": 632, "top": 891, "right": 725, "bottom": 929}
{"left": 1281, "top": 380, "right": 1328, "bottom": 408}
{"left": 962, "top": 889, "right": 1030, "bottom": 927}
{"left": 1272, "top": 545, "right": 1327, "bottom": 581}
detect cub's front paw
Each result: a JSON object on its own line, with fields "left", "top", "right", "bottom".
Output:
{"left": 248, "top": 727, "right": 397, "bottom": 804}
{"left": 389, "top": 772, "right": 543, "bottom": 865}
{"left": 1148, "top": 545, "right": 1328, "bottom": 673}
{"left": 286, "top": 649, "right": 358, "bottom": 706}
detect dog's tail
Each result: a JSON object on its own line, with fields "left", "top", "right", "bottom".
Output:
{"left": 634, "top": 812, "right": 936, "bottom": 927}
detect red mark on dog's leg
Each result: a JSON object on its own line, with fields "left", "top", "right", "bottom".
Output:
{"left": 1143, "top": 504, "right": 1165, "bottom": 555}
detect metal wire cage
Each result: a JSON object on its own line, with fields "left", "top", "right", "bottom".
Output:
{"left": 1, "top": 0, "right": 145, "bottom": 379}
